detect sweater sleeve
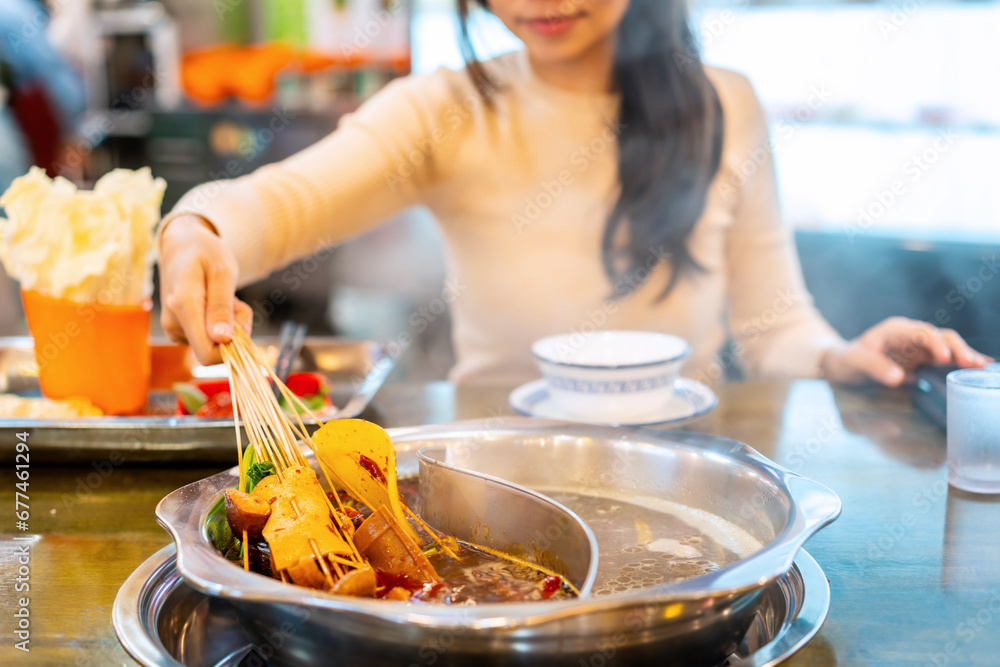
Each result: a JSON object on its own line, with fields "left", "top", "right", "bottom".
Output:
{"left": 720, "top": 74, "right": 845, "bottom": 379}
{"left": 159, "top": 69, "right": 460, "bottom": 285}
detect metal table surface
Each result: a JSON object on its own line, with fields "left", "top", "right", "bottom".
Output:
{"left": 1, "top": 380, "right": 998, "bottom": 666}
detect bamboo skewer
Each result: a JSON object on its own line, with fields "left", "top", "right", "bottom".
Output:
{"left": 327, "top": 553, "right": 362, "bottom": 569}
{"left": 227, "top": 367, "right": 245, "bottom": 491}
{"left": 221, "top": 328, "right": 366, "bottom": 589}
{"left": 229, "top": 329, "right": 368, "bottom": 565}
{"left": 238, "top": 349, "right": 365, "bottom": 573}
{"left": 242, "top": 529, "right": 249, "bottom": 572}
{"left": 403, "top": 505, "right": 461, "bottom": 561}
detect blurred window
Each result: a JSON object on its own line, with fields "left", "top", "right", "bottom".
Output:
{"left": 412, "top": 0, "right": 1000, "bottom": 243}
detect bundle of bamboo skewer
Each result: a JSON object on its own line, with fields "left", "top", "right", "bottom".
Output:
{"left": 221, "top": 328, "right": 365, "bottom": 588}
{"left": 218, "top": 328, "right": 454, "bottom": 596}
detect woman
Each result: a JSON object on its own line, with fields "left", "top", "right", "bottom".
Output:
{"left": 158, "top": 0, "right": 988, "bottom": 386}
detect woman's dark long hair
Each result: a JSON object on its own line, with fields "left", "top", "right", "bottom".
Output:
{"left": 457, "top": 0, "right": 724, "bottom": 299}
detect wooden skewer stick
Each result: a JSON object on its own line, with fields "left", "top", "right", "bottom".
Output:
{"left": 229, "top": 330, "right": 367, "bottom": 566}
{"left": 228, "top": 341, "right": 294, "bottom": 469}
{"left": 327, "top": 553, "right": 362, "bottom": 569}
{"left": 224, "top": 348, "right": 246, "bottom": 491}
{"left": 403, "top": 505, "right": 461, "bottom": 561}
{"left": 220, "top": 331, "right": 356, "bottom": 590}
{"left": 242, "top": 529, "right": 249, "bottom": 572}
{"left": 308, "top": 535, "right": 337, "bottom": 589}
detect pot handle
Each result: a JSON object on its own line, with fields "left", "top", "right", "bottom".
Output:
{"left": 666, "top": 465, "right": 841, "bottom": 597}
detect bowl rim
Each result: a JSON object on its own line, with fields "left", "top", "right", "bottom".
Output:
{"left": 531, "top": 330, "right": 692, "bottom": 370}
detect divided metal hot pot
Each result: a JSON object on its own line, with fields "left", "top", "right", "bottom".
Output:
{"left": 143, "top": 419, "right": 841, "bottom": 667}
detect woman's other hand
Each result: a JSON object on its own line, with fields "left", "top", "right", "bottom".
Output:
{"left": 820, "top": 317, "right": 993, "bottom": 387}
{"left": 158, "top": 214, "right": 252, "bottom": 365}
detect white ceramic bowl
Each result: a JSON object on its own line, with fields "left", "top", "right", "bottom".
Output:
{"left": 531, "top": 331, "right": 691, "bottom": 422}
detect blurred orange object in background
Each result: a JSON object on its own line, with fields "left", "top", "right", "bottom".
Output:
{"left": 21, "top": 289, "right": 152, "bottom": 415}
{"left": 181, "top": 43, "right": 354, "bottom": 107}
{"left": 150, "top": 344, "right": 194, "bottom": 391}
{"left": 180, "top": 43, "right": 392, "bottom": 107}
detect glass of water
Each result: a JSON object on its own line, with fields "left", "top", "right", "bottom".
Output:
{"left": 947, "top": 370, "right": 1000, "bottom": 494}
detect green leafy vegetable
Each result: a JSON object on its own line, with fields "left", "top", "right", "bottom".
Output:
{"left": 246, "top": 462, "right": 277, "bottom": 492}
{"left": 240, "top": 444, "right": 257, "bottom": 493}
{"left": 174, "top": 382, "right": 207, "bottom": 415}
{"left": 206, "top": 495, "right": 235, "bottom": 553}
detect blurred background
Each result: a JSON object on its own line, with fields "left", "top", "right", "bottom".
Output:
{"left": 0, "top": 0, "right": 997, "bottom": 381}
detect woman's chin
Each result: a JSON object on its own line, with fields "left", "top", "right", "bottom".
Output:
{"left": 523, "top": 38, "right": 601, "bottom": 69}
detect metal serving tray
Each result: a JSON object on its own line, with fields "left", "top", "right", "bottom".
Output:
{"left": 0, "top": 336, "right": 395, "bottom": 462}
{"left": 154, "top": 419, "right": 841, "bottom": 667}
{"left": 114, "top": 544, "right": 831, "bottom": 667}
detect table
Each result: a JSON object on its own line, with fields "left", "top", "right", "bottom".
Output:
{"left": 2, "top": 380, "right": 998, "bottom": 666}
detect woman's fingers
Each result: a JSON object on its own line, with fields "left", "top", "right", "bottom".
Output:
{"left": 160, "top": 306, "right": 189, "bottom": 347}
{"left": 828, "top": 317, "right": 994, "bottom": 387}
{"left": 941, "top": 328, "right": 990, "bottom": 368}
{"left": 233, "top": 299, "right": 254, "bottom": 337}
{"left": 849, "top": 344, "right": 907, "bottom": 387}
{"left": 166, "top": 282, "right": 221, "bottom": 365}
{"left": 204, "top": 258, "right": 238, "bottom": 344}
{"left": 877, "top": 318, "right": 949, "bottom": 368}
{"left": 157, "top": 215, "right": 242, "bottom": 366}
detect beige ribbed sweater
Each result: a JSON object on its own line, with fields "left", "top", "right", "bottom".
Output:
{"left": 163, "top": 50, "right": 844, "bottom": 385}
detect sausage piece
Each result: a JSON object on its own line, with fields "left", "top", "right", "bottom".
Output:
{"left": 354, "top": 506, "right": 439, "bottom": 589}
{"left": 224, "top": 488, "right": 271, "bottom": 537}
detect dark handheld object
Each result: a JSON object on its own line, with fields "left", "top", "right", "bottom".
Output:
{"left": 911, "top": 365, "right": 960, "bottom": 430}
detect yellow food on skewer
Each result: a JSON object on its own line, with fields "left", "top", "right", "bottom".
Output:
{"left": 218, "top": 328, "right": 447, "bottom": 597}
{"left": 312, "top": 418, "right": 418, "bottom": 542}
{"left": 259, "top": 466, "right": 354, "bottom": 587}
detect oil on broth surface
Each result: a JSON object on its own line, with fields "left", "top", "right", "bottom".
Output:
{"left": 541, "top": 489, "right": 764, "bottom": 595}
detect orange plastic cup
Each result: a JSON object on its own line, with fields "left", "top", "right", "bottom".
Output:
{"left": 21, "top": 289, "right": 152, "bottom": 415}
